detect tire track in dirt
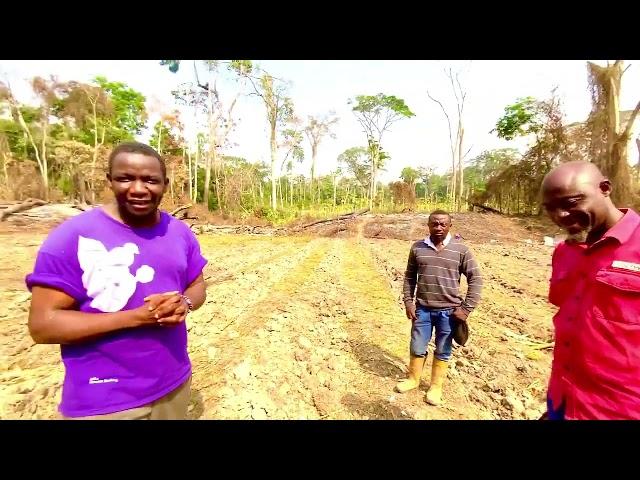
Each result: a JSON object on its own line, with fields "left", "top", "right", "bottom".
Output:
{"left": 200, "top": 238, "right": 406, "bottom": 420}
{"left": 186, "top": 237, "right": 333, "bottom": 418}
{"left": 201, "top": 236, "right": 309, "bottom": 285}
{"left": 198, "top": 238, "right": 446, "bottom": 420}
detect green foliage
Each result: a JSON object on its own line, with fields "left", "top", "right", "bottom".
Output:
{"left": 149, "top": 120, "right": 183, "bottom": 156}
{"left": 350, "top": 93, "right": 415, "bottom": 118}
{"left": 18, "top": 105, "right": 43, "bottom": 124}
{"left": 281, "top": 128, "right": 304, "bottom": 164}
{"left": 92, "top": 76, "right": 147, "bottom": 142}
{"left": 337, "top": 147, "right": 370, "bottom": 189}
{"left": 229, "top": 60, "right": 253, "bottom": 76}
{"left": 0, "top": 118, "right": 27, "bottom": 155}
{"left": 469, "top": 148, "right": 521, "bottom": 178}
{"left": 400, "top": 166, "right": 420, "bottom": 184}
{"left": 493, "top": 97, "right": 543, "bottom": 140}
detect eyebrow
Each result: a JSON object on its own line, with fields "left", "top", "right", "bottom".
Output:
{"left": 542, "top": 193, "right": 584, "bottom": 206}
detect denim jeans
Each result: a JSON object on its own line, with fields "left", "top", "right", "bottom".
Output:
{"left": 410, "top": 306, "right": 454, "bottom": 361}
{"left": 546, "top": 396, "right": 566, "bottom": 420}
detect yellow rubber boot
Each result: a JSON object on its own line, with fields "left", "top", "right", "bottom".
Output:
{"left": 395, "top": 355, "right": 426, "bottom": 393}
{"left": 426, "top": 358, "right": 449, "bottom": 406}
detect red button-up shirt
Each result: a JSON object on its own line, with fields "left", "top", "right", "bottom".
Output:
{"left": 548, "top": 208, "right": 640, "bottom": 419}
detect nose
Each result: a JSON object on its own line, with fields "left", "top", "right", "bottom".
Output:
{"left": 548, "top": 208, "right": 570, "bottom": 225}
{"left": 129, "top": 180, "right": 147, "bottom": 195}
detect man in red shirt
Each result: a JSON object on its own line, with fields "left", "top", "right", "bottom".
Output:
{"left": 542, "top": 160, "right": 640, "bottom": 420}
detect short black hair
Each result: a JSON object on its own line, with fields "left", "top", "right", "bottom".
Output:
{"left": 108, "top": 142, "right": 166, "bottom": 179}
{"left": 429, "top": 209, "right": 451, "bottom": 222}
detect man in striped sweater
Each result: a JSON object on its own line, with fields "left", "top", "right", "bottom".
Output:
{"left": 398, "top": 210, "right": 483, "bottom": 405}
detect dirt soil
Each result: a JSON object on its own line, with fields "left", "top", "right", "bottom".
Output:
{"left": 0, "top": 212, "right": 558, "bottom": 420}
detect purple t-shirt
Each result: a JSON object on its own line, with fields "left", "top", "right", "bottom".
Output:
{"left": 25, "top": 208, "right": 207, "bottom": 417}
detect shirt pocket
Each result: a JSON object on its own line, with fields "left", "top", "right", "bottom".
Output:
{"left": 549, "top": 268, "right": 575, "bottom": 307}
{"left": 594, "top": 268, "right": 640, "bottom": 325}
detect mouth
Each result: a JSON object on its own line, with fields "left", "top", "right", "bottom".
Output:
{"left": 560, "top": 216, "right": 588, "bottom": 234}
{"left": 126, "top": 199, "right": 153, "bottom": 211}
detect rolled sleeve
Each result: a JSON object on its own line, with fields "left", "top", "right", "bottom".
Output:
{"left": 25, "top": 251, "right": 85, "bottom": 301}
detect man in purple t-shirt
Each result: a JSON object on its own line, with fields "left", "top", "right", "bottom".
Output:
{"left": 25, "top": 142, "right": 207, "bottom": 419}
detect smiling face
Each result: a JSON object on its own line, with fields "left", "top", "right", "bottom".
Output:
{"left": 541, "top": 162, "right": 612, "bottom": 236}
{"left": 107, "top": 152, "right": 168, "bottom": 221}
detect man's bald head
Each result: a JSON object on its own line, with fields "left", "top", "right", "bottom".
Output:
{"left": 541, "top": 161, "right": 617, "bottom": 237}
{"left": 541, "top": 161, "right": 606, "bottom": 196}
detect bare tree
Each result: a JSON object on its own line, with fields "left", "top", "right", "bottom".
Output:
{"left": 427, "top": 66, "right": 472, "bottom": 210}
{"left": 0, "top": 76, "right": 65, "bottom": 200}
{"left": 304, "top": 113, "right": 339, "bottom": 202}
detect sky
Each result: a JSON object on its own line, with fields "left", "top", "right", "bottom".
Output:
{"left": 1, "top": 59, "right": 639, "bottom": 182}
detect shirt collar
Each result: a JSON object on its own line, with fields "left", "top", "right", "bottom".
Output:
{"left": 599, "top": 208, "right": 640, "bottom": 246}
{"left": 424, "top": 232, "right": 452, "bottom": 250}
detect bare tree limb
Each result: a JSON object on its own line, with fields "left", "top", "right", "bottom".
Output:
{"left": 449, "top": 70, "right": 462, "bottom": 118}
{"left": 621, "top": 99, "right": 640, "bottom": 140}
{"left": 456, "top": 75, "right": 467, "bottom": 116}
{"left": 427, "top": 90, "right": 455, "bottom": 158}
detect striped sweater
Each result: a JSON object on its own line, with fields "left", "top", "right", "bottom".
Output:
{"left": 402, "top": 238, "right": 483, "bottom": 312}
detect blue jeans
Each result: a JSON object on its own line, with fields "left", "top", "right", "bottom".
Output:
{"left": 410, "top": 306, "right": 454, "bottom": 361}
{"left": 546, "top": 396, "right": 566, "bottom": 420}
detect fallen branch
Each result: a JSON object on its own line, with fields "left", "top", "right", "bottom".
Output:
{"left": 170, "top": 204, "right": 193, "bottom": 217}
{"left": 471, "top": 203, "right": 502, "bottom": 214}
{"left": 71, "top": 202, "right": 92, "bottom": 212}
{"left": 299, "top": 208, "right": 370, "bottom": 229}
{"left": 0, "top": 198, "right": 49, "bottom": 221}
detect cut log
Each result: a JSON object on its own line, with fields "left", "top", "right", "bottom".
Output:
{"left": 0, "top": 198, "right": 49, "bottom": 221}
{"left": 71, "top": 202, "right": 93, "bottom": 212}
{"left": 299, "top": 208, "right": 370, "bottom": 229}
{"left": 471, "top": 203, "right": 502, "bottom": 214}
{"left": 170, "top": 204, "right": 193, "bottom": 217}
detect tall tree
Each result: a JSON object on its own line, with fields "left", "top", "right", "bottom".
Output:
{"left": 54, "top": 81, "right": 113, "bottom": 201}
{"left": 349, "top": 93, "right": 414, "bottom": 209}
{"left": 248, "top": 71, "right": 294, "bottom": 210}
{"left": 400, "top": 166, "right": 420, "bottom": 184}
{"left": 417, "top": 166, "right": 434, "bottom": 201}
{"left": 171, "top": 82, "right": 208, "bottom": 203}
{"left": 490, "top": 93, "right": 569, "bottom": 214}
{"left": 0, "top": 76, "right": 65, "bottom": 199}
{"left": 304, "top": 112, "right": 338, "bottom": 201}
{"left": 149, "top": 112, "right": 184, "bottom": 156}
{"left": 586, "top": 60, "right": 640, "bottom": 206}
{"left": 162, "top": 60, "right": 252, "bottom": 210}
{"left": 427, "top": 67, "right": 472, "bottom": 210}
{"left": 279, "top": 119, "right": 304, "bottom": 207}
{"left": 337, "top": 146, "right": 371, "bottom": 193}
